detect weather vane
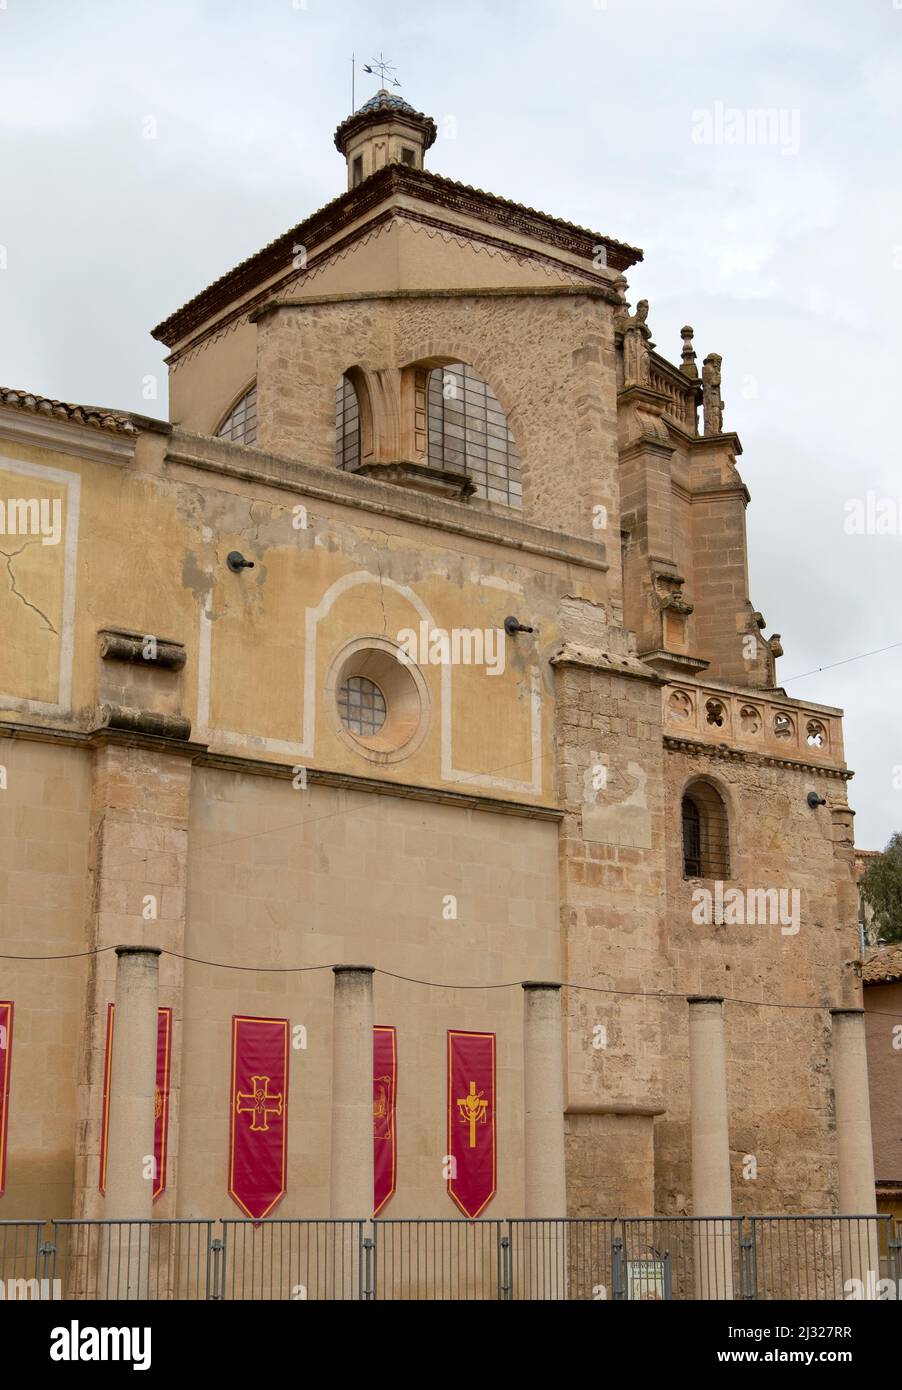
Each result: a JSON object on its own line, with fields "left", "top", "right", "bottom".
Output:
{"left": 362, "top": 52, "right": 402, "bottom": 89}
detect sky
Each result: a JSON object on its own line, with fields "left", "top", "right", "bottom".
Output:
{"left": 0, "top": 0, "right": 900, "bottom": 848}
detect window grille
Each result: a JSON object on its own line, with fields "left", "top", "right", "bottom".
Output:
{"left": 338, "top": 675, "right": 386, "bottom": 737}
{"left": 681, "top": 784, "right": 731, "bottom": 879}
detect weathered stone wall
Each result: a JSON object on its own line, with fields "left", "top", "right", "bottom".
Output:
{"left": 552, "top": 630, "right": 858, "bottom": 1218}
{"left": 254, "top": 290, "right": 623, "bottom": 577}
{"left": 552, "top": 652, "right": 668, "bottom": 1216}
{"left": 656, "top": 745, "right": 858, "bottom": 1214}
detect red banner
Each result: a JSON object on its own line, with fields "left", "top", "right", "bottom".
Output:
{"left": 99, "top": 1004, "right": 172, "bottom": 1201}
{"left": 447, "top": 1030, "right": 496, "bottom": 1218}
{"left": 0, "top": 1002, "right": 12, "bottom": 1195}
{"left": 373, "top": 1025, "right": 397, "bottom": 1216}
{"left": 229, "top": 1015, "right": 289, "bottom": 1220}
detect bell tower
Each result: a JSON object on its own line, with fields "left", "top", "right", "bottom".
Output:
{"left": 334, "top": 90, "right": 437, "bottom": 190}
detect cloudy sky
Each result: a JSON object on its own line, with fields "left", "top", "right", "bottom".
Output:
{"left": 1, "top": 0, "right": 899, "bottom": 847}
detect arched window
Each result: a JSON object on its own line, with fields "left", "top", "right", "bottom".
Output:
{"left": 427, "top": 364, "right": 522, "bottom": 507}
{"left": 681, "top": 780, "right": 731, "bottom": 879}
{"left": 216, "top": 385, "right": 256, "bottom": 446}
{"left": 335, "top": 375, "right": 361, "bottom": 470}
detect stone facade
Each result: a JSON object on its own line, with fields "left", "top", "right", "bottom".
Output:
{"left": 0, "top": 89, "right": 867, "bottom": 1223}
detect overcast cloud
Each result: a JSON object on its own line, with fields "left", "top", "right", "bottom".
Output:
{"left": 1, "top": 0, "right": 899, "bottom": 847}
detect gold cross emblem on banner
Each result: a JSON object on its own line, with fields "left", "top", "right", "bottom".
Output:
{"left": 236, "top": 1074, "right": 283, "bottom": 1132}
{"left": 456, "top": 1080, "right": 488, "bottom": 1149}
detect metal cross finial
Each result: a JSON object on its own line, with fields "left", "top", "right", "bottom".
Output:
{"left": 362, "top": 52, "right": 401, "bottom": 89}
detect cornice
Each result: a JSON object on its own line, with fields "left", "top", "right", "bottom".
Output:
{"left": 550, "top": 642, "right": 664, "bottom": 683}
{"left": 691, "top": 430, "right": 743, "bottom": 457}
{"left": 687, "top": 479, "right": 752, "bottom": 505}
{"left": 0, "top": 408, "right": 137, "bottom": 465}
{"left": 334, "top": 102, "right": 437, "bottom": 155}
{"left": 252, "top": 281, "right": 621, "bottom": 323}
{"left": 0, "top": 718, "right": 561, "bottom": 821}
{"left": 663, "top": 734, "right": 852, "bottom": 779}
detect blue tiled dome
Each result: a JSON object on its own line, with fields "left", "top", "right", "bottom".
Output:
{"left": 357, "top": 89, "right": 420, "bottom": 116}
{"left": 334, "top": 91, "right": 437, "bottom": 155}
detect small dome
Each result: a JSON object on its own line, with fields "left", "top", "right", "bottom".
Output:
{"left": 357, "top": 89, "right": 421, "bottom": 116}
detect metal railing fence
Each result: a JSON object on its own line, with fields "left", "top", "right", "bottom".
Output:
{"left": 1, "top": 1214, "right": 898, "bottom": 1301}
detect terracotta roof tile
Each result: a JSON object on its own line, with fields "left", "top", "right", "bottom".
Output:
{"left": 862, "top": 943, "right": 902, "bottom": 985}
{"left": 0, "top": 386, "right": 138, "bottom": 434}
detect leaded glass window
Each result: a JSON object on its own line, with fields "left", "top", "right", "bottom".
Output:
{"left": 336, "top": 375, "right": 361, "bottom": 470}
{"left": 427, "top": 364, "right": 522, "bottom": 507}
{"left": 216, "top": 385, "right": 257, "bottom": 446}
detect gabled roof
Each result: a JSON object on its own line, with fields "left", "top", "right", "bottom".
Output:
{"left": 151, "top": 164, "right": 642, "bottom": 350}
{"left": 0, "top": 386, "right": 137, "bottom": 434}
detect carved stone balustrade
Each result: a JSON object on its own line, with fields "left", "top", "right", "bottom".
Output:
{"left": 662, "top": 682, "right": 845, "bottom": 768}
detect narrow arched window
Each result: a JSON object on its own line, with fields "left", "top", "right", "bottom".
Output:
{"left": 335, "top": 374, "right": 361, "bottom": 470}
{"left": 427, "top": 364, "right": 522, "bottom": 507}
{"left": 681, "top": 781, "right": 730, "bottom": 879}
{"left": 216, "top": 385, "right": 256, "bottom": 446}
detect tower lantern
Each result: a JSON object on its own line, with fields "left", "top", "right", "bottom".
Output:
{"left": 334, "top": 89, "right": 437, "bottom": 191}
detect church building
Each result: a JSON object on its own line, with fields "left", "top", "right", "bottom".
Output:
{"left": 0, "top": 88, "right": 876, "bottom": 1253}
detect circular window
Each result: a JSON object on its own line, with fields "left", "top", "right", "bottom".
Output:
{"left": 326, "top": 637, "right": 432, "bottom": 765}
{"left": 337, "top": 675, "right": 387, "bottom": 736}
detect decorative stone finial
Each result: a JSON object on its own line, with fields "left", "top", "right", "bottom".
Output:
{"left": 702, "top": 352, "right": 724, "bottom": 435}
{"left": 680, "top": 326, "right": 698, "bottom": 378}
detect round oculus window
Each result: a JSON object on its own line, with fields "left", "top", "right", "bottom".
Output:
{"left": 326, "top": 638, "right": 432, "bottom": 764}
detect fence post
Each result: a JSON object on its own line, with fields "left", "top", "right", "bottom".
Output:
{"left": 739, "top": 1218, "right": 757, "bottom": 1301}
{"left": 362, "top": 1231, "right": 375, "bottom": 1301}
{"left": 612, "top": 1227, "right": 625, "bottom": 1301}
{"left": 500, "top": 1225, "right": 512, "bottom": 1301}
{"left": 209, "top": 1233, "right": 224, "bottom": 1301}
{"left": 39, "top": 1238, "right": 56, "bottom": 1290}
{"left": 889, "top": 1218, "right": 901, "bottom": 1289}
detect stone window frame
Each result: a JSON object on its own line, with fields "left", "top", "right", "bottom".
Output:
{"left": 324, "top": 636, "right": 432, "bottom": 766}
{"left": 680, "top": 776, "right": 732, "bottom": 881}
